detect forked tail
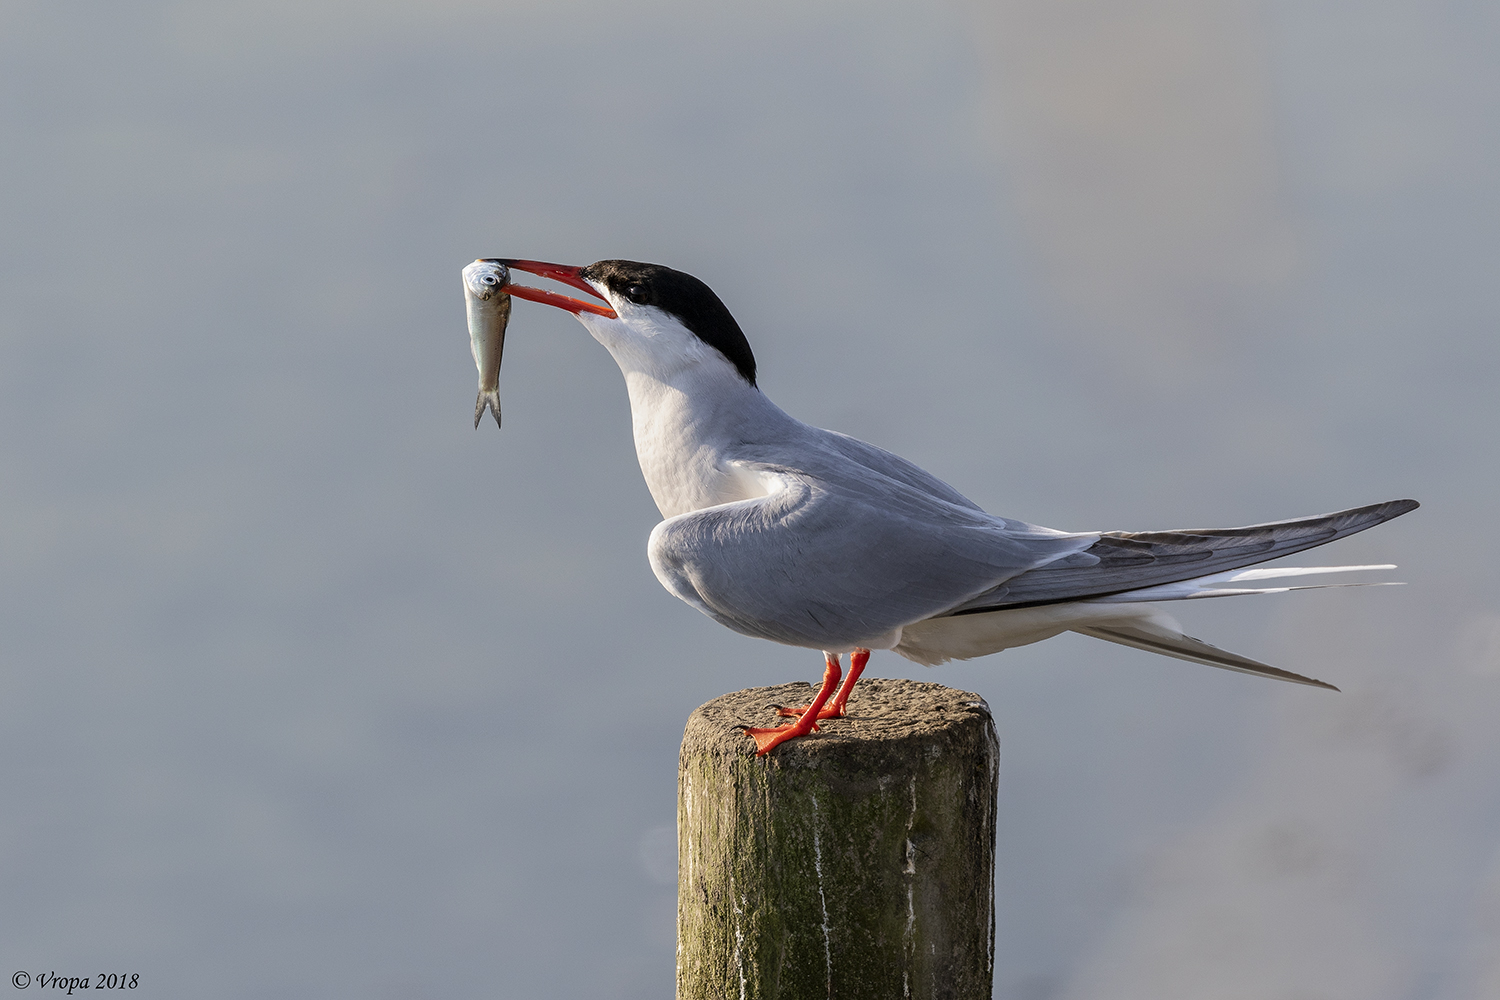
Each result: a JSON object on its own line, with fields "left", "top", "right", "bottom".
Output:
{"left": 474, "top": 390, "right": 501, "bottom": 429}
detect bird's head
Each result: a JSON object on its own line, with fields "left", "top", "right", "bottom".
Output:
{"left": 489, "top": 258, "right": 757, "bottom": 387}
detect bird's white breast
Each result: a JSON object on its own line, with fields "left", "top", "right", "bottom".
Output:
{"left": 623, "top": 367, "right": 780, "bottom": 518}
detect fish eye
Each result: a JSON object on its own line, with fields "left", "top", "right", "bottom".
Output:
{"left": 480, "top": 273, "right": 500, "bottom": 285}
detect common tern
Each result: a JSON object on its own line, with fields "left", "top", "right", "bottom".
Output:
{"left": 477, "top": 257, "right": 1417, "bottom": 754}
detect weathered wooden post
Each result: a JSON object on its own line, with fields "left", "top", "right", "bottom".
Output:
{"left": 677, "top": 677, "right": 1000, "bottom": 999}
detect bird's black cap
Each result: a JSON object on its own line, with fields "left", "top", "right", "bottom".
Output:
{"left": 580, "top": 260, "right": 756, "bottom": 386}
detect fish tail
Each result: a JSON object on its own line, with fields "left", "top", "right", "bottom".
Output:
{"left": 474, "top": 390, "right": 501, "bottom": 429}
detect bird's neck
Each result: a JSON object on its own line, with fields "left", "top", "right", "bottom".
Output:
{"left": 620, "top": 360, "right": 790, "bottom": 519}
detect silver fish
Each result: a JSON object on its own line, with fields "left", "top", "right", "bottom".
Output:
{"left": 463, "top": 259, "right": 511, "bottom": 428}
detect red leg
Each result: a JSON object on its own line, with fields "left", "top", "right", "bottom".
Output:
{"left": 824, "top": 647, "right": 868, "bottom": 717}
{"left": 777, "top": 647, "right": 870, "bottom": 720}
{"left": 743, "top": 653, "right": 842, "bottom": 755}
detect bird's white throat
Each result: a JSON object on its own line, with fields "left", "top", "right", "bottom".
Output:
{"left": 578, "top": 308, "right": 785, "bottom": 519}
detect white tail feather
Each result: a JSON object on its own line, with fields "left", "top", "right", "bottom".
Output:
{"left": 1225, "top": 563, "right": 1393, "bottom": 582}
{"left": 1072, "top": 621, "right": 1338, "bottom": 690}
{"left": 1090, "top": 564, "right": 1403, "bottom": 603}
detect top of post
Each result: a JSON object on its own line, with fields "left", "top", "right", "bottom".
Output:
{"left": 680, "top": 677, "right": 995, "bottom": 768}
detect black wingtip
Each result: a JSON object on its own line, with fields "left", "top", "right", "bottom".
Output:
{"left": 1315, "top": 497, "right": 1420, "bottom": 535}
{"left": 1355, "top": 498, "right": 1419, "bottom": 527}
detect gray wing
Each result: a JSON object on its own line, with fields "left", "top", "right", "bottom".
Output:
{"left": 647, "top": 470, "right": 1096, "bottom": 651}
{"left": 945, "top": 499, "right": 1419, "bottom": 616}
{"left": 813, "top": 429, "right": 984, "bottom": 512}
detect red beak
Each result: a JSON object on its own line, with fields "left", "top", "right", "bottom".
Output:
{"left": 486, "top": 259, "right": 617, "bottom": 318}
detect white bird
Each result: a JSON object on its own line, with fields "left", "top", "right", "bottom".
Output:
{"left": 478, "top": 257, "right": 1417, "bottom": 754}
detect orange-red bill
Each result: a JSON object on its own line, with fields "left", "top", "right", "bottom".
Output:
{"left": 483, "top": 258, "right": 618, "bottom": 318}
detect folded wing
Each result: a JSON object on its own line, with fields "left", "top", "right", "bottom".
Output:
{"left": 648, "top": 469, "right": 1097, "bottom": 651}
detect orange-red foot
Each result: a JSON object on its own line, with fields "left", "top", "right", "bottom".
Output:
{"left": 742, "top": 653, "right": 842, "bottom": 755}
{"left": 774, "top": 647, "right": 869, "bottom": 721}
{"left": 741, "top": 723, "right": 807, "bottom": 754}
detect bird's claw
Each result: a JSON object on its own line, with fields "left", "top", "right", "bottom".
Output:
{"left": 743, "top": 652, "right": 848, "bottom": 755}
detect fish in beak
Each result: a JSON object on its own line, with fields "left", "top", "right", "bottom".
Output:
{"left": 461, "top": 258, "right": 617, "bottom": 429}
{"left": 462, "top": 259, "right": 511, "bottom": 428}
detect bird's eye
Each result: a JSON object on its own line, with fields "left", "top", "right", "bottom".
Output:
{"left": 624, "top": 283, "right": 649, "bottom": 304}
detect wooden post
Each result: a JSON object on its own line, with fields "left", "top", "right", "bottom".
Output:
{"left": 677, "top": 677, "right": 1000, "bottom": 1000}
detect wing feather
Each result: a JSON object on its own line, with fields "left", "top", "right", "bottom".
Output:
{"left": 945, "top": 499, "right": 1418, "bottom": 615}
